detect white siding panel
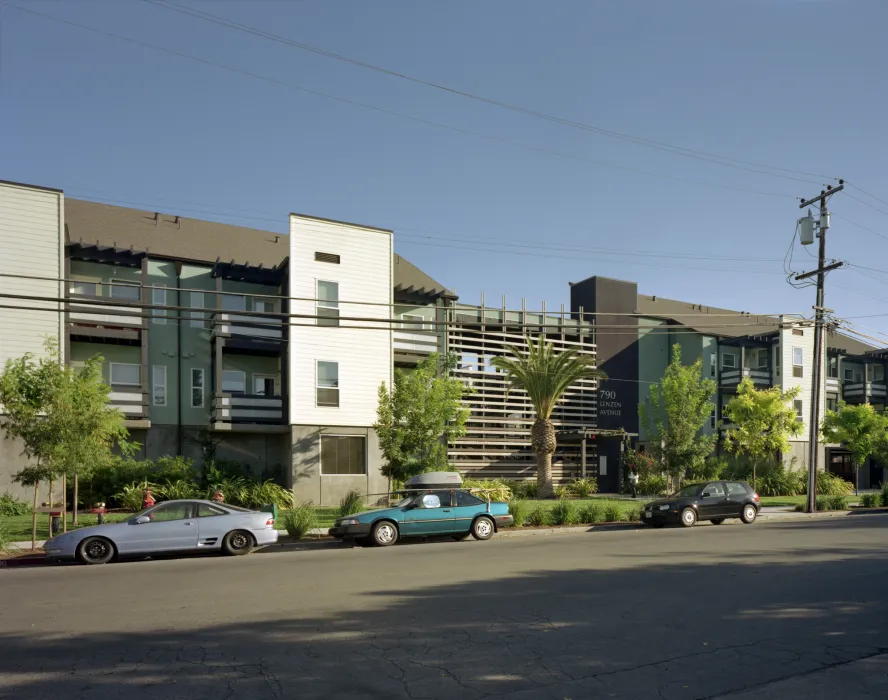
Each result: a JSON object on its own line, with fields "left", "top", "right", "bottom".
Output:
{"left": 288, "top": 215, "right": 393, "bottom": 427}
{"left": 779, "top": 316, "right": 823, "bottom": 443}
{"left": 0, "top": 183, "right": 63, "bottom": 369}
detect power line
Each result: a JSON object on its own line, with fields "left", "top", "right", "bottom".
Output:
{"left": 5, "top": 2, "right": 805, "bottom": 199}
{"left": 845, "top": 191, "right": 888, "bottom": 219}
{"left": 846, "top": 182, "right": 888, "bottom": 211}
{"left": 141, "top": 0, "right": 826, "bottom": 184}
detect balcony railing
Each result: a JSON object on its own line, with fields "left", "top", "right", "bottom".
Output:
{"left": 720, "top": 368, "right": 771, "bottom": 386}
{"left": 393, "top": 328, "right": 439, "bottom": 356}
{"left": 108, "top": 389, "right": 149, "bottom": 420}
{"left": 842, "top": 381, "right": 887, "bottom": 402}
{"left": 212, "top": 312, "right": 283, "bottom": 341}
{"left": 212, "top": 393, "right": 284, "bottom": 424}
{"left": 67, "top": 296, "right": 142, "bottom": 328}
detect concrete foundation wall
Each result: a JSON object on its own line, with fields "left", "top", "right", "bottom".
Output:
{"left": 291, "top": 425, "right": 387, "bottom": 506}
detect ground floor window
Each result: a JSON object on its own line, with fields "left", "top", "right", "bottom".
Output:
{"left": 321, "top": 435, "right": 366, "bottom": 475}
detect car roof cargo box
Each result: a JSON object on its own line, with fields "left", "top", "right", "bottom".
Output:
{"left": 404, "top": 472, "right": 463, "bottom": 489}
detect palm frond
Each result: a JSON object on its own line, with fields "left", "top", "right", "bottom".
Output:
{"left": 491, "top": 335, "right": 606, "bottom": 419}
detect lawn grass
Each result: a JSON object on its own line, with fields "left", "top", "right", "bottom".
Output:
{"left": 0, "top": 513, "right": 130, "bottom": 542}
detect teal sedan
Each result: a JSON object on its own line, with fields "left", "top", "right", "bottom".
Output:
{"left": 329, "top": 489, "right": 513, "bottom": 546}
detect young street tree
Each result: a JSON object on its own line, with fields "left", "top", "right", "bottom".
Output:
{"left": 0, "top": 339, "right": 135, "bottom": 525}
{"left": 491, "top": 335, "right": 606, "bottom": 499}
{"left": 640, "top": 344, "right": 717, "bottom": 489}
{"left": 375, "top": 353, "right": 471, "bottom": 484}
{"left": 821, "top": 401, "right": 888, "bottom": 494}
{"left": 722, "top": 378, "right": 802, "bottom": 489}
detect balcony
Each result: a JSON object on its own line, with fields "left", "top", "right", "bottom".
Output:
{"left": 393, "top": 328, "right": 439, "bottom": 361}
{"left": 842, "top": 381, "right": 887, "bottom": 403}
{"left": 108, "top": 389, "right": 150, "bottom": 428}
{"left": 212, "top": 393, "right": 286, "bottom": 430}
{"left": 212, "top": 312, "right": 283, "bottom": 341}
{"left": 67, "top": 296, "right": 143, "bottom": 340}
{"left": 720, "top": 367, "right": 771, "bottom": 386}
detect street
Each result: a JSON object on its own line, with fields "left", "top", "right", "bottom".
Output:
{"left": 2, "top": 517, "right": 888, "bottom": 700}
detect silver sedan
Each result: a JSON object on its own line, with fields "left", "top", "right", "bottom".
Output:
{"left": 43, "top": 499, "right": 279, "bottom": 565}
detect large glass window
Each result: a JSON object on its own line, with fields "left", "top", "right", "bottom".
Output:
{"left": 792, "top": 347, "right": 804, "bottom": 378}
{"left": 190, "top": 291, "right": 206, "bottom": 328}
{"left": 152, "top": 365, "right": 167, "bottom": 406}
{"left": 794, "top": 399, "right": 804, "bottom": 421}
{"left": 317, "top": 361, "right": 339, "bottom": 406}
{"left": 69, "top": 279, "right": 98, "bottom": 296}
{"left": 108, "top": 282, "right": 140, "bottom": 300}
{"left": 222, "top": 370, "right": 246, "bottom": 394}
{"left": 152, "top": 286, "right": 167, "bottom": 324}
{"left": 191, "top": 368, "right": 205, "bottom": 408}
{"left": 221, "top": 294, "right": 246, "bottom": 312}
{"left": 722, "top": 352, "right": 736, "bottom": 369}
{"left": 317, "top": 280, "right": 340, "bottom": 327}
{"left": 110, "top": 363, "right": 140, "bottom": 386}
{"left": 320, "top": 435, "right": 366, "bottom": 475}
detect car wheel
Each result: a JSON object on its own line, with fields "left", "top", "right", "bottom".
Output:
{"left": 451, "top": 532, "right": 471, "bottom": 541}
{"left": 471, "top": 516, "right": 495, "bottom": 541}
{"left": 372, "top": 521, "right": 399, "bottom": 547}
{"left": 680, "top": 507, "right": 697, "bottom": 528}
{"left": 710, "top": 519, "right": 725, "bottom": 525}
{"left": 222, "top": 530, "right": 255, "bottom": 556}
{"left": 77, "top": 536, "right": 115, "bottom": 565}
{"left": 741, "top": 505, "right": 758, "bottom": 524}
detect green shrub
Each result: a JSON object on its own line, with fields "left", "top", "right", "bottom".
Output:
{"left": 602, "top": 501, "right": 623, "bottom": 523}
{"left": 881, "top": 484, "right": 888, "bottom": 508}
{"left": 625, "top": 506, "right": 643, "bottom": 523}
{"left": 817, "top": 471, "right": 853, "bottom": 497}
{"left": 337, "top": 489, "right": 364, "bottom": 518}
{"left": 828, "top": 495, "right": 848, "bottom": 511}
{"left": 155, "top": 479, "right": 198, "bottom": 501}
{"left": 242, "top": 480, "right": 294, "bottom": 510}
{"left": 0, "top": 492, "right": 31, "bottom": 517}
{"left": 114, "top": 482, "right": 152, "bottom": 511}
{"left": 281, "top": 503, "right": 318, "bottom": 538}
{"left": 525, "top": 504, "right": 550, "bottom": 527}
{"left": 570, "top": 477, "right": 598, "bottom": 498}
{"left": 508, "top": 499, "right": 528, "bottom": 527}
{"left": 550, "top": 499, "right": 579, "bottom": 526}
{"left": 579, "top": 502, "right": 604, "bottom": 524}
{"left": 860, "top": 493, "right": 879, "bottom": 508}
{"left": 794, "top": 504, "right": 806, "bottom": 512}
{"left": 511, "top": 480, "right": 537, "bottom": 499}
{"left": 463, "top": 478, "right": 512, "bottom": 502}
{"left": 639, "top": 474, "right": 668, "bottom": 497}
{"left": 815, "top": 496, "right": 833, "bottom": 511}
{"left": 0, "top": 523, "right": 18, "bottom": 555}
{"left": 205, "top": 476, "right": 248, "bottom": 506}
{"left": 686, "top": 456, "right": 728, "bottom": 483}
{"left": 553, "top": 484, "right": 572, "bottom": 500}
{"left": 152, "top": 456, "right": 196, "bottom": 485}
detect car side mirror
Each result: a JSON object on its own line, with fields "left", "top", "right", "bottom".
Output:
{"left": 135, "top": 516, "right": 151, "bottom": 524}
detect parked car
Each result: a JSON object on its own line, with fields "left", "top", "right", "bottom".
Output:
{"left": 43, "top": 500, "right": 278, "bottom": 565}
{"left": 329, "top": 472, "right": 514, "bottom": 546}
{"left": 642, "top": 481, "right": 760, "bottom": 527}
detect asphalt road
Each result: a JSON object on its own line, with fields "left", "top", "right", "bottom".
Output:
{"left": 2, "top": 517, "right": 888, "bottom": 700}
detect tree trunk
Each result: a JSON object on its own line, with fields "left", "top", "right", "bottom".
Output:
{"left": 47, "top": 478, "right": 53, "bottom": 539}
{"left": 531, "top": 418, "right": 556, "bottom": 498}
{"left": 73, "top": 473, "right": 79, "bottom": 525}
{"left": 31, "top": 482, "right": 39, "bottom": 551}
{"left": 61, "top": 474, "right": 67, "bottom": 533}
{"left": 752, "top": 460, "right": 757, "bottom": 492}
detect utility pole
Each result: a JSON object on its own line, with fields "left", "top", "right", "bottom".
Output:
{"left": 795, "top": 180, "right": 844, "bottom": 513}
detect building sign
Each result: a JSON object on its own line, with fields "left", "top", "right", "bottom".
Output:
{"left": 599, "top": 389, "right": 622, "bottom": 418}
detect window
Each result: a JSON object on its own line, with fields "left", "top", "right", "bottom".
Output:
{"left": 844, "top": 368, "right": 854, "bottom": 381}
{"left": 876, "top": 365, "right": 885, "bottom": 382}
{"left": 792, "top": 347, "right": 804, "bottom": 378}
{"left": 315, "top": 251, "right": 341, "bottom": 264}
{"left": 150, "top": 502, "right": 193, "bottom": 522}
{"left": 794, "top": 399, "right": 803, "bottom": 421}
{"left": 722, "top": 352, "right": 736, "bottom": 369}
{"left": 710, "top": 407, "right": 716, "bottom": 430}
{"left": 455, "top": 491, "right": 485, "bottom": 507}
{"left": 254, "top": 298, "right": 275, "bottom": 314}
{"left": 709, "top": 353, "right": 716, "bottom": 377}
{"left": 401, "top": 313, "right": 430, "bottom": 332}
{"left": 826, "top": 397, "right": 837, "bottom": 412}
{"left": 254, "top": 374, "right": 277, "bottom": 396}
{"left": 726, "top": 482, "right": 748, "bottom": 497}
{"left": 69, "top": 279, "right": 98, "bottom": 296}
{"left": 221, "top": 294, "right": 246, "bottom": 312}
{"left": 320, "top": 435, "right": 366, "bottom": 475}
{"left": 317, "top": 280, "right": 340, "bottom": 327}
{"left": 189, "top": 291, "right": 206, "bottom": 328}
{"left": 191, "top": 368, "right": 205, "bottom": 408}
{"left": 152, "top": 285, "right": 167, "bottom": 324}
{"left": 828, "top": 357, "right": 838, "bottom": 378}
{"left": 701, "top": 483, "right": 725, "bottom": 498}
{"left": 152, "top": 365, "right": 167, "bottom": 406}
{"left": 754, "top": 349, "right": 768, "bottom": 369}
{"left": 222, "top": 370, "right": 246, "bottom": 394}
{"left": 108, "top": 282, "right": 140, "bottom": 300}
{"left": 316, "top": 361, "right": 339, "bottom": 406}
{"left": 197, "top": 503, "right": 226, "bottom": 517}
{"left": 110, "top": 363, "right": 140, "bottom": 386}
{"left": 792, "top": 328, "right": 804, "bottom": 336}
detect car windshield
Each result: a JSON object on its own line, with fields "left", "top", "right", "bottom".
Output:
{"left": 394, "top": 495, "right": 416, "bottom": 507}
{"left": 672, "top": 484, "right": 704, "bottom": 498}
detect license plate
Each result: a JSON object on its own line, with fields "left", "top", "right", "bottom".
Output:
{"left": 644, "top": 511, "right": 652, "bottom": 518}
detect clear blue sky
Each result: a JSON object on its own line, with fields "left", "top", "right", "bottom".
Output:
{"left": 3, "top": 0, "right": 888, "bottom": 339}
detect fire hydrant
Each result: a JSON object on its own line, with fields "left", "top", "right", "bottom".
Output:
{"left": 94, "top": 502, "right": 107, "bottom": 525}
{"left": 142, "top": 489, "right": 156, "bottom": 510}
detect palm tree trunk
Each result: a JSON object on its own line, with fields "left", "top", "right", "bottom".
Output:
{"left": 531, "top": 418, "right": 556, "bottom": 498}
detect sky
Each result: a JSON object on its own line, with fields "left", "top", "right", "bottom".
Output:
{"left": 3, "top": 0, "right": 888, "bottom": 341}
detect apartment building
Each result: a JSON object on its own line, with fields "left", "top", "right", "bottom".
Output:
{"left": 581, "top": 275, "right": 886, "bottom": 489}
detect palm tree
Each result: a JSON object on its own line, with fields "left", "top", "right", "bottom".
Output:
{"left": 491, "top": 335, "right": 607, "bottom": 498}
